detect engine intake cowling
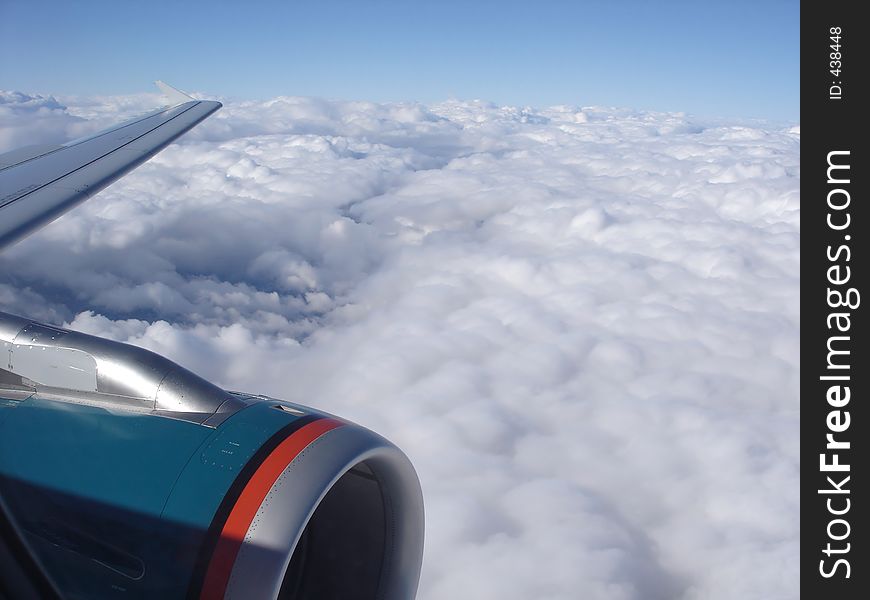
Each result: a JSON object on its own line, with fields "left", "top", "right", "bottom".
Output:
{"left": 0, "top": 311, "right": 424, "bottom": 600}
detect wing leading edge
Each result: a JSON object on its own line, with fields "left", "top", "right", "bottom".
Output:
{"left": 0, "top": 93, "right": 221, "bottom": 250}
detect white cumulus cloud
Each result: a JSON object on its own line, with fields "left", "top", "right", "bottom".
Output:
{"left": 0, "top": 91, "right": 800, "bottom": 600}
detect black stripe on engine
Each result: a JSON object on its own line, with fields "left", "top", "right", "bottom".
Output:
{"left": 185, "top": 413, "right": 321, "bottom": 599}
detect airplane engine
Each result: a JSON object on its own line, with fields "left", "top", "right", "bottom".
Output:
{"left": 0, "top": 311, "right": 424, "bottom": 600}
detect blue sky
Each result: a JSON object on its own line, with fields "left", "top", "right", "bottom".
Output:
{"left": 1, "top": 0, "right": 798, "bottom": 122}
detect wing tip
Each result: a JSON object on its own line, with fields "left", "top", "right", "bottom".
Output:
{"left": 155, "top": 80, "right": 195, "bottom": 105}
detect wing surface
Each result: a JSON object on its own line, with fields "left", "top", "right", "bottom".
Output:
{"left": 0, "top": 97, "right": 221, "bottom": 250}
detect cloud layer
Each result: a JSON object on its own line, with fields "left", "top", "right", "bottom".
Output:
{"left": 0, "top": 92, "right": 800, "bottom": 600}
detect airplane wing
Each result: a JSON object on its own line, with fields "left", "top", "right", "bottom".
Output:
{"left": 0, "top": 86, "right": 424, "bottom": 600}
{"left": 0, "top": 94, "right": 221, "bottom": 250}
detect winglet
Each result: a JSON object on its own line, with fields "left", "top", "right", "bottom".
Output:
{"left": 155, "top": 80, "right": 195, "bottom": 105}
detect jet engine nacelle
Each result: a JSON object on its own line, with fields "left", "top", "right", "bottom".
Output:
{"left": 0, "top": 311, "right": 424, "bottom": 599}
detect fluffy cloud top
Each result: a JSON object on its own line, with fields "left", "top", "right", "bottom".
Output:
{"left": 0, "top": 92, "right": 799, "bottom": 600}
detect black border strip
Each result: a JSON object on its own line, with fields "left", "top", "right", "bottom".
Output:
{"left": 802, "top": 2, "right": 867, "bottom": 596}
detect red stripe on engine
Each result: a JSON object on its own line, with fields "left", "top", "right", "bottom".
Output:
{"left": 199, "top": 417, "right": 343, "bottom": 600}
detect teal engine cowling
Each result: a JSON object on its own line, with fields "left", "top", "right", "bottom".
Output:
{"left": 0, "top": 311, "right": 424, "bottom": 600}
